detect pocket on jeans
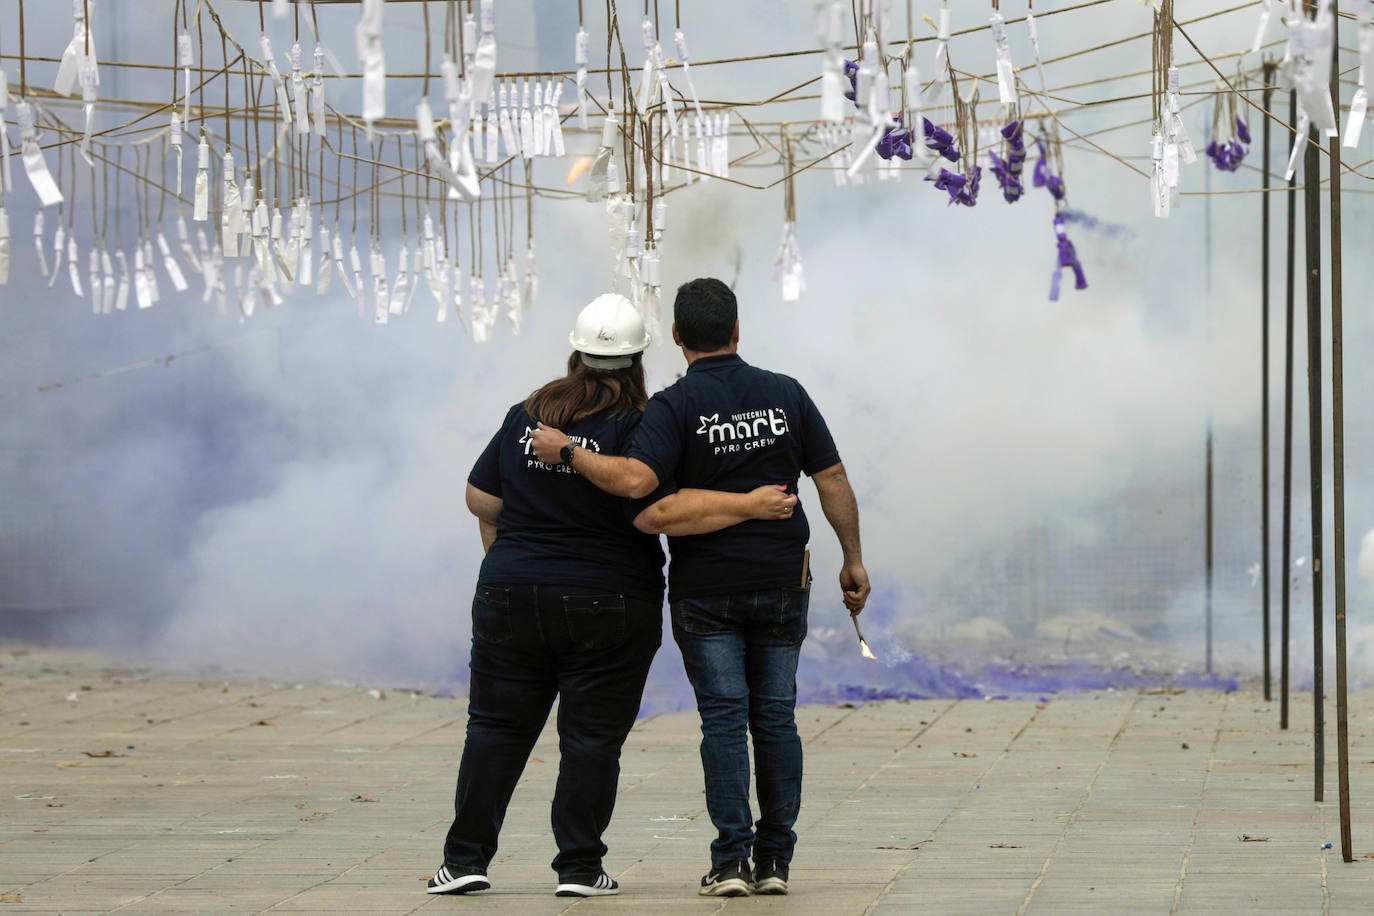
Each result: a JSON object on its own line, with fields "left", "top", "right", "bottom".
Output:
{"left": 771, "top": 586, "right": 810, "bottom": 645}
{"left": 671, "top": 595, "right": 731, "bottom": 636}
{"left": 563, "top": 594, "right": 626, "bottom": 651}
{"left": 472, "top": 586, "right": 513, "bottom": 644}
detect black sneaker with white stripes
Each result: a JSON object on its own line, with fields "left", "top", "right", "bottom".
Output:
{"left": 698, "top": 858, "right": 753, "bottom": 897}
{"left": 554, "top": 872, "right": 620, "bottom": 897}
{"left": 426, "top": 864, "right": 491, "bottom": 894}
{"left": 753, "top": 857, "right": 789, "bottom": 895}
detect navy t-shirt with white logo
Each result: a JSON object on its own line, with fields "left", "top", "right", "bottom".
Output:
{"left": 625, "top": 354, "right": 841, "bottom": 601}
{"left": 468, "top": 403, "right": 668, "bottom": 602}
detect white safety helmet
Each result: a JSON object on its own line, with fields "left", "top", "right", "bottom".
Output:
{"left": 569, "top": 293, "right": 650, "bottom": 369}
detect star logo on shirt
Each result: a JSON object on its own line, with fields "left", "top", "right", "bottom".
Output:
{"left": 695, "top": 414, "right": 719, "bottom": 435}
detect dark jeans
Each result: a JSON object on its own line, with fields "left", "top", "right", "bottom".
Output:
{"left": 671, "top": 586, "right": 809, "bottom": 868}
{"left": 442, "top": 583, "right": 661, "bottom": 881}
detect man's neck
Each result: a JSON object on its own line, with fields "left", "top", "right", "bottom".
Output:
{"left": 682, "top": 345, "right": 738, "bottom": 367}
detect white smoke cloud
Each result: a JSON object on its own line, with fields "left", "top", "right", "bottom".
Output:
{"left": 1360, "top": 529, "right": 1374, "bottom": 585}
{"left": 2, "top": 0, "right": 1373, "bottom": 697}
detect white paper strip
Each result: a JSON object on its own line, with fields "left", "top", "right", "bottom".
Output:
{"left": 158, "top": 232, "right": 189, "bottom": 291}
{"left": 193, "top": 136, "right": 210, "bottom": 221}
{"left": 68, "top": 237, "right": 84, "bottom": 297}
{"left": 34, "top": 211, "right": 49, "bottom": 277}
{"left": 989, "top": 13, "right": 1018, "bottom": 107}
{"left": 357, "top": 0, "right": 387, "bottom": 130}
{"left": 0, "top": 70, "right": 12, "bottom": 193}
{"left": 48, "top": 226, "right": 65, "bottom": 288}
{"left": 17, "top": 103, "right": 65, "bottom": 207}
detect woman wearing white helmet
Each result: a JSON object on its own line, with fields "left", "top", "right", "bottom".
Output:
{"left": 429, "top": 294, "right": 797, "bottom": 899}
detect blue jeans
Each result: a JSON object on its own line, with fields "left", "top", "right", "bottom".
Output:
{"left": 442, "top": 583, "right": 661, "bottom": 881}
{"left": 671, "top": 586, "right": 809, "bottom": 868}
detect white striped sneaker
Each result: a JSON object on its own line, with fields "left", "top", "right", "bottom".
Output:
{"left": 426, "top": 864, "right": 491, "bottom": 894}
{"left": 555, "top": 872, "right": 620, "bottom": 897}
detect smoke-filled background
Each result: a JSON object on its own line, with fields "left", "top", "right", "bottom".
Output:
{"left": 2, "top": 1, "right": 1373, "bottom": 709}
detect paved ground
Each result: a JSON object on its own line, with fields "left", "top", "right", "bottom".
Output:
{"left": 2, "top": 642, "right": 1373, "bottom": 914}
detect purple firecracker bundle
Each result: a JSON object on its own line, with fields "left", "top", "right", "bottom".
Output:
{"left": 1032, "top": 140, "right": 1065, "bottom": 200}
{"left": 922, "top": 117, "right": 960, "bottom": 162}
{"left": 988, "top": 120, "right": 1028, "bottom": 203}
{"left": 1049, "top": 211, "right": 1087, "bottom": 301}
{"left": 1206, "top": 116, "right": 1250, "bottom": 173}
{"left": 841, "top": 60, "right": 914, "bottom": 161}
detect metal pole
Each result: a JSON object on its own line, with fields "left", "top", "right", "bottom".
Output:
{"left": 1328, "top": 2, "right": 1352, "bottom": 862}
{"left": 1302, "top": 104, "right": 1323, "bottom": 805}
{"left": 1261, "top": 66, "right": 1275, "bottom": 703}
{"left": 1280, "top": 88, "right": 1297, "bottom": 732}
{"left": 1204, "top": 144, "right": 1214, "bottom": 678}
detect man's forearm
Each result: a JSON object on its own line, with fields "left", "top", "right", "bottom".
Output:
{"left": 478, "top": 518, "right": 498, "bottom": 553}
{"left": 570, "top": 449, "right": 658, "bottom": 499}
{"left": 814, "top": 464, "right": 863, "bottom": 562}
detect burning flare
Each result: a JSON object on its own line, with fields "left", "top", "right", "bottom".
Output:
{"left": 566, "top": 155, "right": 593, "bottom": 185}
{"left": 851, "top": 614, "right": 877, "bottom": 660}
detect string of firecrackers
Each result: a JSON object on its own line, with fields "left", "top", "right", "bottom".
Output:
{"left": 802, "top": 0, "right": 1083, "bottom": 301}
{"left": 0, "top": 0, "right": 738, "bottom": 344}
{"left": 0, "top": 0, "right": 1357, "bottom": 317}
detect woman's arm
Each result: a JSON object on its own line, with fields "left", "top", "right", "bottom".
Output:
{"left": 466, "top": 483, "right": 503, "bottom": 552}
{"left": 634, "top": 485, "right": 797, "bottom": 536}
{"left": 478, "top": 518, "right": 498, "bottom": 553}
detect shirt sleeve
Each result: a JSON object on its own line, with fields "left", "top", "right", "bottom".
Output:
{"left": 467, "top": 406, "right": 517, "bottom": 496}
{"left": 624, "top": 391, "right": 682, "bottom": 487}
{"left": 796, "top": 382, "right": 841, "bottom": 476}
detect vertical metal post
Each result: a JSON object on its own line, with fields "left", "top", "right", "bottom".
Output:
{"left": 1302, "top": 106, "right": 1323, "bottom": 805}
{"left": 1280, "top": 89, "right": 1297, "bottom": 731}
{"left": 1328, "top": 1, "right": 1352, "bottom": 862}
{"left": 1261, "top": 67, "right": 1275, "bottom": 702}
{"left": 1204, "top": 142, "right": 1214, "bottom": 677}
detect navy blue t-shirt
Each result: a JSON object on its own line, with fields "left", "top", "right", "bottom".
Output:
{"left": 625, "top": 354, "right": 841, "bottom": 601}
{"left": 468, "top": 403, "right": 667, "bottom": 601}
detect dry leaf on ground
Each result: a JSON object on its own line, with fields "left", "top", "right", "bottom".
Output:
{"left": 1240, "top": 835, "right": 1270, "bottom": 842}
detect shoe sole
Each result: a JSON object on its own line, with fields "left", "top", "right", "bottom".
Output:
{"left": 555, "top": 884, "right": 619, "bottom": 897}
{"left": 754, "top": 878, "right": 789, "bottom": 895}
{"left": 699, "top": 878, "right": 752, "bottom": 897}
{"left": 426, "top": 874, "right": 490, "bottom": 895}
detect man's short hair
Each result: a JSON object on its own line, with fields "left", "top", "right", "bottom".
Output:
{"left": 674, "top": 278, "right": 738, "bottom": 352}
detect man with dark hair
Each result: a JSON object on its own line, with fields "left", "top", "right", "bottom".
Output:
{"left": 531, "top": 278, "right": 870, "bottom": 899}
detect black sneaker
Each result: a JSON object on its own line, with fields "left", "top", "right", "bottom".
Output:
{"left": 555, "top": 872, "right": 620, "bottom": 897}
{"left": 426, "top": 864, "right": 490, "bottom": 894}
{"left": 753, "top": 857, "right": 789, "bottom": 895}
{"left": 699, "top": 859, "right": 753, "bottom": 897}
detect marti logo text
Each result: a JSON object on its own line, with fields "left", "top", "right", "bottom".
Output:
{"left": 695, "top": 409, "right": 790, "bottom": 455}
{"left": 519, "top": 428, "right": 601, "bottom": 473}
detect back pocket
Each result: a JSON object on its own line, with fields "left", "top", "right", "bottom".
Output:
{"left": 563, "top": 594, "right": 626, "bottom": 651}
{"left": 472, "top": 586, "right": 513, "bottom": 644}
